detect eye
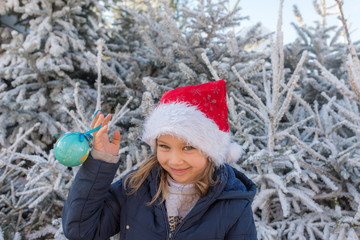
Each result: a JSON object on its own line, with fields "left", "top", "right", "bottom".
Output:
{"left": 158, "top": 144, "right": 169, "bottom": 149}
{"left": 183, "top": 146, "right": 195, "bottom": 151}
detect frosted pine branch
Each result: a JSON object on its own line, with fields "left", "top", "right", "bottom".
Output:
{"left": 263, "top": 65, "right": 272, "bottom": 109}
{"left": 163, "top": 8, "right": 186, "bottom": 46}
{"left": 275, "top": 0, "right": 284, "bottom": 85}
{"left": 347, "top": 61, "right": 360, "bottom": 99}
{"left": 201, "top": 52, "right": 220, "bottom": 81}
{"left": 280, "top": 51, "right": 308, "bottom": 96}
{"left": 178, "top": 62, "right": 197, "bottom": 82}
{"left": 230, "top": 92, "right": 269, "bottom": 123}
{"left": 74, "top": 82, "right": 88, "bottom": 126}
{"left": 140, "top": 30, "right": 165, "bottom": 62}
{"left": 347, "top": 41, "right": 360, "bottom": 84}
{"left": 270, "top": 38, "right": 280, "bottom": 113}
{"left": 314, "top": 60, "right": 357, "bottom": 100}
{"left": 285, "top": 133, "right": 327, "bottom": 162}
{"left": 231, "top": 66, "right": 271, "bottom": 117}
{"left": 288, "top": 187, "right": 323, "bottom": 212}
{"left": 96, "top": 39, "right": 104, "bottom": 111}
{"left": 337, "top": 142, "right": 360, "bottom": 159}
{"left": 276, "top": 116, "right": 313, "bottom": 140}
{"left": 5, "top": 123, "right": 40, "bottom": 152}
{"left": 61, "top": 107, "right": 87, "bottom": 131}
{"left": 264, "top": 173, "right": 288, "bottom": 193}
{"left": 142, "top": 77, "right": 161, "bottom": 98}
{"left": 226, "top": 31, "right": 239, "bottom": 57}
{"left": 236, "top": 60, "right": 265, "bottom": 81}
{"left": 275, "top": 51, "right": 308, "bottom": 124}
{"left": 85, "top": 51, "right": 129, "bottom": 95}
{"left": 320, "top": 174, "right": 338, "bottom": 191}
{"left": 108, "top": 96, "right": 133, "bottom": 131}
{"left": 278, "top": 189, "right": 290, "bottom": 217}
{"left": 321, "top": 92, "right": 360, "bottom": 122}
{"left": 140, "top": 92, "right": 155, "bottom": 116}
{"left": 252, "top": 188, "right": 277, "bottom": 210}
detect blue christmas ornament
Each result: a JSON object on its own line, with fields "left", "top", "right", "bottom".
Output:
{"left": 53, "top": 110, "right": 102, "bottom": 167}
{"left": 54, "top": 132, "right": 90, "bottom": 167}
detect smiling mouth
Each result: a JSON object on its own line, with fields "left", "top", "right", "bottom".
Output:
{"left": 170, "top": 168, "right": 190, "bottom": 174}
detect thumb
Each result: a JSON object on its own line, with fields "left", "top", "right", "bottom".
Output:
{"left": 112, "top": 130, "right": 121, "bottom": 147}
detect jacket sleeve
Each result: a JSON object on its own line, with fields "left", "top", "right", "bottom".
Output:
{"left": 62, "top": 153, "right": 124, "bottom": 240}
{"left": 225, "top": 201, "right": 258, "bottom": 240}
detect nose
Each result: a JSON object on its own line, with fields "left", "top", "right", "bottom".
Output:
{"left": 169, "top": 150, "right": 184, "bottom": 166}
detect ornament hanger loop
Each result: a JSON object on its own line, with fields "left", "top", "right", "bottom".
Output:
{"left": 54, "top": 110, "right": 103, "bottom": 142}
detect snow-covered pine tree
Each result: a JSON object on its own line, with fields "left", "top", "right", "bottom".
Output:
{"left": 1, "top": 0, "right": 360, "bottom": 239}
{"left": 245, "top": 0, "right": 360, "bottom": 238}
{"left": 0, "top": 0, "right": 112, "bottom": 150}
{"left": 0, "top": 0, "right": 132, "bottom": 238}
{"left": 287, "top": 0, "right": 349, "bottom": 105}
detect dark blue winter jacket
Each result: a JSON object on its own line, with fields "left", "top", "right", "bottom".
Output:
{"left": 62, "top": 154, "right": 258, "bottom": 240}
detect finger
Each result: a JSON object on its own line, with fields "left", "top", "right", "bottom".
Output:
{"left": 92, "top": 114, "right": 104, "bottom": 138}
{"left": 90, "top": 111, "right": 101, "bottom": 129}
{"left": 112, "top": 130, "right": 121, "bottom": 147}
{"left": 95, "top": 114, "right": 104, "bottom": 128}
{"left": 93, "top": 126, "right": 108, "bottom": 151}
{"left": 102, "top": 114, "right": 112, "bottom": 127}
{"left": 92, "top": 113, "right": 102, "bottom": 129}
{"left": 97, "top": 124, "right": 109, "bottom": 142}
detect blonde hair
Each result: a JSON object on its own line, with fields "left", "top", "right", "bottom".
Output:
{"left": 124, "top": 153, "right": 218, "bottom": 205}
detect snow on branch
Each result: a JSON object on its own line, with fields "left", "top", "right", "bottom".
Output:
{"left": 201, "top": 52, "right": 220, "bottom": 81}
{"left": 96, "top": 39, "right": 104, "bottom": 111}
{"left": 314, "top": 60, "right": 357, "bottom": 100}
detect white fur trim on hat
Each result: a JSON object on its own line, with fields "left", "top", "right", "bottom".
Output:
{"left": 226, "top": 142, "right": 243, "bottom": 163}
{"left": 142, "top": 102, "right": 236, "bottom": 167}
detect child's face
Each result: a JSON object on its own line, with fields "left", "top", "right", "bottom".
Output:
{"left": 156, "top": 135, "right": 208, "bottom": 185}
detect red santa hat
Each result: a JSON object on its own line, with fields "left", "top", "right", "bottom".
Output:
{"left": 142, "top": 80, "right": 243, "bottom": 167}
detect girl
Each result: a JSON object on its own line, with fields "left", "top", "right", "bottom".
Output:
{"left": 62, "top": 80, "right": 258, "bottom": 240}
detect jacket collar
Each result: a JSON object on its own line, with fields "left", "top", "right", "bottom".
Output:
{"left": 146, "top": 163, "right": 257, "bottom": 233}
{"left": 218, "top": 164, "right": 257, "bottom": 202}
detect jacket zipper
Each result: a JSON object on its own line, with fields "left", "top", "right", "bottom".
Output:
{"left": 156, "top": 173, "right": 213, "bottom": 239}
{"left": 160, "top": 202, "right": 182, "bottom": 240}
{"left": 169, "top": 217, "right": 187, "bottom": 240}
{"left": 153, "top": 171, "right": 172, "bottom": 240}
{"left": 161, "top": 203, "right": 188, "bottom": 240}
{"left": 160, "top": 203, "right": 172, "bottom": 240}
{"left": 167, "top": 207, "right": 197, "bottom": 239}
{"left": 170, "top": 197, "right": 212, "bottom": 239}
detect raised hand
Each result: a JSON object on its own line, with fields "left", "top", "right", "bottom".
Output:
{"left": 90, "top": 112, "right": 121, "bottom": 156}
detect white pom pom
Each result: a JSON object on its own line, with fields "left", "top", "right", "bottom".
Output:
{"left": 226, "top": 142, "right": 243, "bottom": 163}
